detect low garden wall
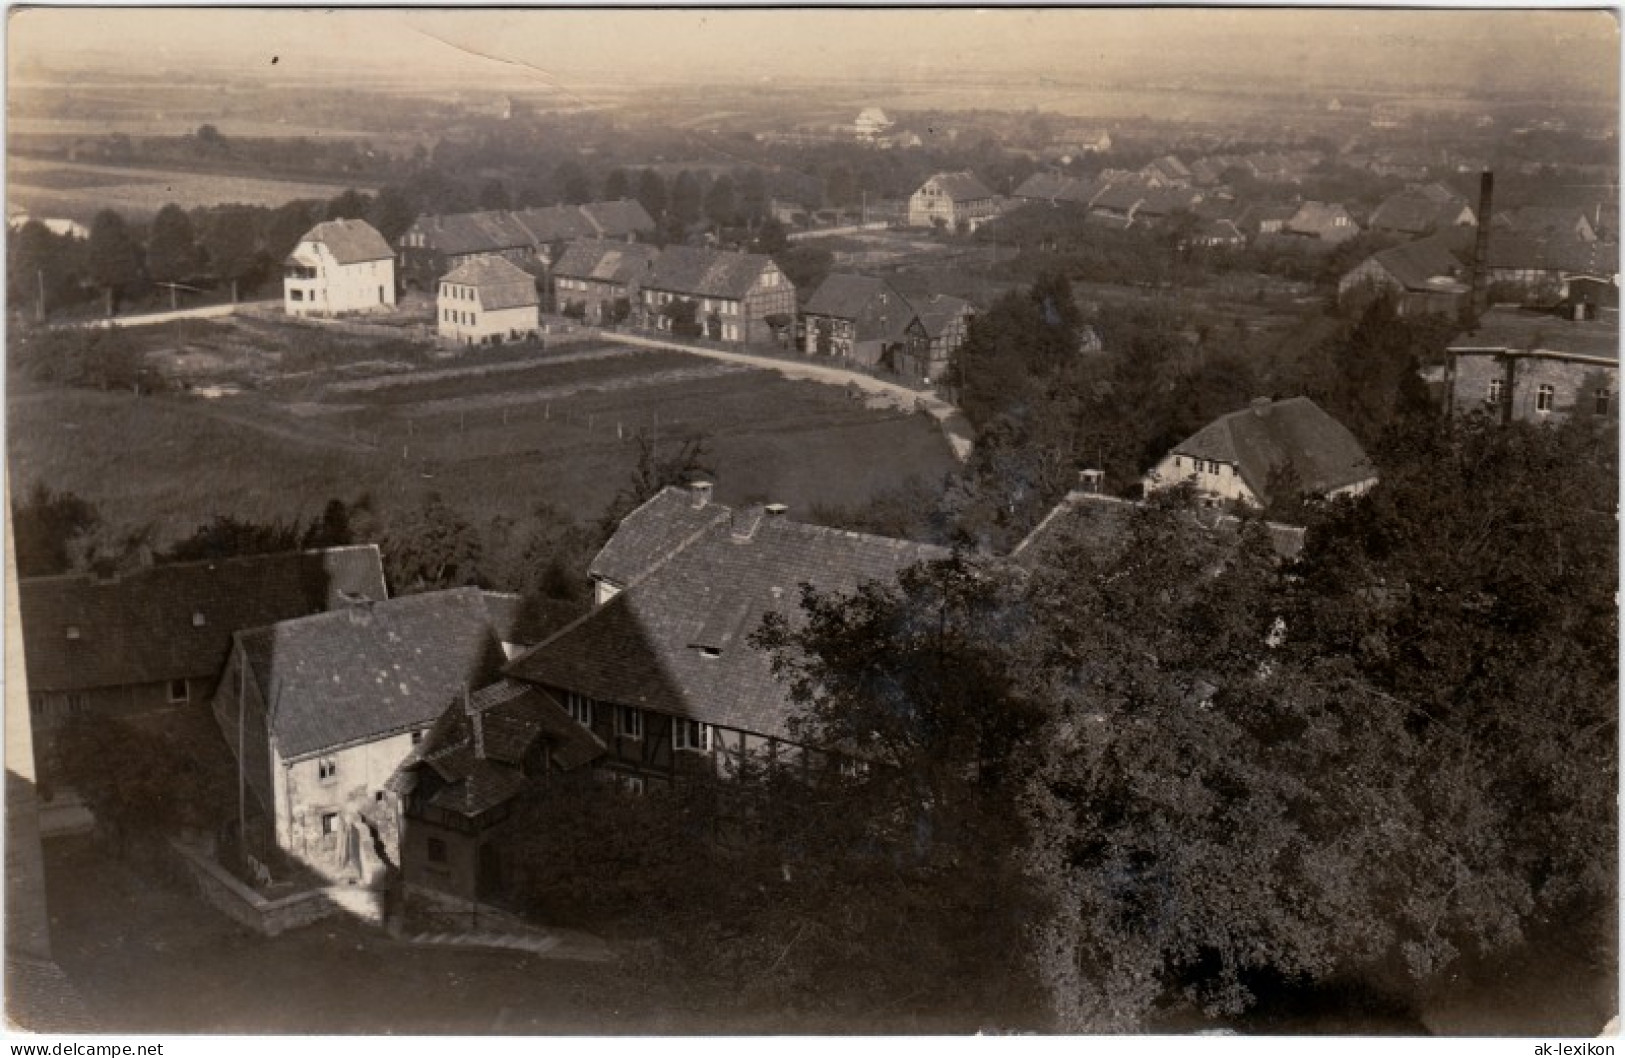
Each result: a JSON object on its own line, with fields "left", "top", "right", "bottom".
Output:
{"left": 171, "top": 839, "right": 385, "bottom": 936}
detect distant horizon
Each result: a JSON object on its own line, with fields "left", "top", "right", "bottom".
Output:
{"left": 9, "top": 7, "right": 1619, "bottom": 106}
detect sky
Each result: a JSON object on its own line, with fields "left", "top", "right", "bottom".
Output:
{"left": 7, "top": 6, "right": 1620, "bottom": 101}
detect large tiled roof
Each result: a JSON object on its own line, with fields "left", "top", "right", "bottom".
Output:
{"left": 803, "top": 274, "right": 914, "bottom": 340}
{"left": 1369, "top": 187, "right": 1472, "bottom": 236}
{"left": 300, "top": 219, "right": 393, "bottom": 264}
{"left": 237, "top": 587, "right": 507, "bottom": 761}
{"left": 1484, "top": 231, "right": 1618, "bottom": 276}
{"left": 908, "top": 293, "right": 976, "bottom": 338}
{"left": 1135, "top": 187, "right": 1202, "bottom": 218}
{"left": 1448, "top": 306, "right": 1620, "bottom": 364}
{"left": 18, "top": 545, "right": 387, "bottom": 694}
{"left": 1090, "top": 182, "right": 1147, "bottom": 214}
{"left": 1012, "top": 172, "right": 1103, "bottom": 205}
{"left": 439, "top": 255, "right": 539, "bottom": 311}
{"left": 588, "top": 485, "right": 730, "bottom": 588}
{"left": 644, "top": 245, "right": 780, "bottom": 300}
{"left": 1367, "top": 235, "right": 1467, "bottom": 292}
{"left": 1495, "top": 205, "right": 1595, "bottom": 239}
{"left": 551, "top": 239, "right": 659, "bottom": 284}
{"left": 922, "top": 171, "right": 993, "bottom": 202}
{"left": 508, "top": 509, "right": 947, "bottom": 742}
{"left": 408, "top": 201, "right": 654, "bottom": 256}
{"left": 1012, "top": 489, "right": 1305, "bottom": 567}
{"left": 1286, "top": 201, "right": 1353, "bottom": 235}
{"left": 408, "top": 210, "right": 535, "bottom": 256}
{"left": 481, "top": 592, "right": 588, "bottom": 650}
{"left": 1171, "top": 396, "right": 1375, "bottom": 503}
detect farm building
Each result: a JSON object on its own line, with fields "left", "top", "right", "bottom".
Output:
{"left": 1444, "top": 304, "right": 1618, "bottom": 424}
{"left": 551, "top": 238, "right": 660, "bottom": 326}
{"left": 908, "top": 171, "right": 997, "bottom": 232}
{"left": 397, "top": 201, "right": 655, "bottom": 290}
{"left": 799, "top": 273, "right": 918, "bottom": 368}
{"left": 902, "top": 293, "right": 977, "bottom": 382}
{"left": 211, "top": 587, "right": 513, "bottom": 880}
{"left": 436, "top": 256, "right": 540, "bottom": 346}
{"left": 1338, "top": 235, "right": 1469, "bottom": 317}
{"left": 1368, "top": 183, "right": 1477, "bottom": 238}
{"left": 1143, "top": 396, "right": 1377, "bottom": 509}
{"left": 638, "top": 246, "right": 796, "bottom": 345}
{"left": 502, "top": 483, "right": 947, "bottom": 791}
{"left": 283, "top": 219, "right": 397, "bottom": 318}
{"left": 1282, "top": 201, "right": 1360, "bottom": 244}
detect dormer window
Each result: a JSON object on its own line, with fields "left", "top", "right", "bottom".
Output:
{"left": 698, "top": 646, "right": 722, "bottom": 659}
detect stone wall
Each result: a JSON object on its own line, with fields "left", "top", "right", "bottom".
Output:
{"left": 172, "top": 839, "right": 385, "bottom": 936}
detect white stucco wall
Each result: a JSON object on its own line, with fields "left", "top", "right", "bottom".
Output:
{"left": 284, "top": 241, "right": 397, "bottom": 318}
{"left": 437, "top": 297, "right": 540, "bottom": 344}
{"left": 1143, "top": 454, "right": 1260, "bottom": 506}
{"left": 273, "top": 729, "right": 425, "bottom": 877}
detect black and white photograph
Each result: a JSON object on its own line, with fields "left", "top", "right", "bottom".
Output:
{"left": 2, "top": 5, "right": 1618, "bottom": 1040}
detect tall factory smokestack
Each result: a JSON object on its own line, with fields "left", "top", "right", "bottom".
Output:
{"left": 1468, "top": 170, "right": 1494, "bottom": 322}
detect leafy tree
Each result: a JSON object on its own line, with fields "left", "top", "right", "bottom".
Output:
{"left": 11, "top": 325, "right": 156, "bottom": 393}
{"left": 146, "top": 203, "right": 199, "bottom": 305}
{"left": 662, "top": 297, "right": 703, "bottom": 338}
{"left": 553, "top": 160, "right": 593, "bottom": 205}
{"left": 597, "top": 429, "right": 716, "bottom": 535}
{"left": 635, "top": 168, "right": 668, "bottom": 220}
{"left": 738, "top": 169, "right": 770, "bottom": 225}
{"left": 324, "top": 187, "right": 373, "bottom": 222}
{"left": 382, "top": 491, "right": 485, "bottom": 592}
{"left": 670, "top": 170, "right": 704, "bottom": 226}
{"left": 261, "top": 200, "right": 319, "bottom": 268}
{"left": 603, "top": 168, "right": 631, "bottom": 201}
{"left": 301, "top": 498, "right": 356, "bottom": 550}
{"left": 8, "top": 219, "right": 85, "bottom": 319}
{"left": 704, "top": 174, "right": 738, "bottom": 227}
{"left": 771, "top": 245, "right": 832, "bottom": 294}
{"left": 11, "top": 483, "right": 101, "bottom": 577}
{"left": 162, "top": 514, "right": 304, "bottom": 563}
{"left": 86, "top": 209, "right": 141, "bottom": 316}
{"left": 200, "top": 207, "right": 262, "bottom": 301}
{"left": 478, "top": 178, "right": 512, "bottom": 211}
{"left": 366, "top": 185, "right": 419, "bottom": 244}
{"left": 752, "top": 216, "right": 789, "bottom": 256}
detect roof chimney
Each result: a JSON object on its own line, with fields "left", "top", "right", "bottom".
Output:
{"left": 764, "top": 503, "right": 788, "bottom": 518}
{"left": 1077, "top": 469, "right": 1104, "bottom": 494}
{"left": 690, "top": 480, "right": 713, "bottom": 508}
{"left": 1250, "top": 396, "right": 1273, "bottom": 417}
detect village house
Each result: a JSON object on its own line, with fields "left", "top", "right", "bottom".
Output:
{"left": 397, "top": 201, "right": 655, "bottom": 291}
{"left": 551, "top": 239, "right": 660, "bottom": 326}
{"left": 1011, "top": 172, "right": 1106, "bottom": 209}
{"left": 1338, "top": 235, "right": 1470, "bottom": 317}
{"left": 1493, "top": 205, "right": 1599, "bottom": 244}
{"left": 17, "top": 546, "right": 387, "bottom": 745}
{"left": 503, "top": 484, "right": 946, "bottom": 789}
{"left": 1236, "top": 203, "right": 1300, "bottom": 239}
{"left": 1481, "top": 230, "right": 1620, "bottom": 305}
{"left": 1282, "top": 201, "right": 1360, "bottom": 244}
{"left": 283, "top": 219, "right": 396, "bottom": 318}
{"left": 391, "top": 678, "right": 604, "bottom": 902}
{"left": 638, "top": 245, "right": 795, "bottom": 345}
{"left": 903, "top": 293, "right": 977, "bottom": 383}
{"left": 1140, "top": 155, "right": 1193, "bottom": 188}
{"left": 211, "top": 587, "right": 514, "bottom": 880}
{"left": 1143, "top": 396, "right": 1377, "bottom": 509}
{"left": 853, "top": 107, "right": 894, "bottom": 142}
{"left": 1367, "top": 183, "right": 1477, "bottom": 238}
{"left": 1086, "top": 182, "right": 1146, "bottom": 229}
{"left": 436, "top": 256, "right": 540, "bottom": 346}
{"left": 799, "top": 273, "right": 918, "bottom": 369}
{"left": 1444, "top": 303, "right": 1618, "bottom": 424}
{"left": 908, "top": 171, "right": 997, "bottom": 231}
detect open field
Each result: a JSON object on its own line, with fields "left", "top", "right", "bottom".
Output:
{"left": 8, "top": 333, "right": 958, "bottom": 546}
{"left": 7, "top": 155, "right": 373, "bottom": 222}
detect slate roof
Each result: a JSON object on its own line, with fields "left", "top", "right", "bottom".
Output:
{"left": 1090, "top": 182, "right": 1147, "bottom": 214}
{"left": 643, "top": 245, "right": 780, "bottom": 300}
{"left": 1012, "top": 489, "right": 1306, "bottom": 567}
{"left": 1370, "top": 187, "right": 1473, "bottom": 235}
{"left": 1012, "top": 173, "right": 1103, "bottom": 205}
{"left": 18, "top": 546, "right": 387, "bottom": 694}
{"left": 1286, "top": 201, "right": 1354, "bottom": 237}
{"left": 237, "top": 587, "right": 508, "bottom": 761}
{"left": 508, "top": 508, "right": 947, "bottom": 742}
{"left": 407, "top": 210, "right": 535, "bottom": 256}
{"left": 1495, "top": 206, "right": 1596, "bottom": 240}
{"left": 1448, "top": 306, "right": 1620, "bottom": 364}
{"left": 408, "top": 678, "right": 604, "bottom": 817}
{"left": 803, "top": 274, "right": 915, "bottom": 341}
{"left": 551, "top": 239, "right": 659, "bottom": 284}
{"left": 909, "top": 293, "right": 976, "bottom": 339}
{"left": 482, "top": 592, "right": 588, "bottom": 649}
{"left": 407, "top": 201, "right": 654, "bottom": 256}
{"left": 299, "top": 219, "right": 393, "bottom": 265}
{"left": 588, "top": 485, "right": 731, "bottom": 588}
{"left": 922, "top": 171, "right": 993, "bottom": 201}
{"left": 1366, "top": 235, "right": 1468, "bottom": 292}
{"left": 1170, "top": 397, "right": 1376, "bottom": 503}
{"left": 1135, "top": 187, "right": 1203, "bottom": 218}
{"left": 1484, "top": 231, "right": 1619, "bottom": 276}
{"left": 440, "top": 255, "right": 539, "bottom": 311}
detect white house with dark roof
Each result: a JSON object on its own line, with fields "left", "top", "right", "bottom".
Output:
{"left": 1142, "top": 397, "right": 1377, "bottom": 509}
{"left": 505, "top": 483, "right": 946, "bottom": 787}
{"left": 638, "top": 246, "right": 795, "bottom": 345}
{"left": 436, "top": 256, "right": 540, "bottom": 346}
{"left": 211, "top": 587, "right": 510, "bottom": 880}
{"left": 283, "top": 219, "right": 396, "bottom": 318}
{"left": 908, "top": 171, "right": 997, "bottom": 231}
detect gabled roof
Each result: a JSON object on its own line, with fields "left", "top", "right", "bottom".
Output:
{"left": 803, "top": 274, "right": 914, "bottom": 340}
{"left": 481, "top": 592, "right": 588, "bottom": 650}
{"left": 1494, "top": 205, "right": 1596, "bottom": 240}
{"left": 643, "top": 245, "right": 782, "bottom": 300}
{"left": 1369, "top": 186, "right": 1473, "bottom": 235}
{"left": 1012, "top": 172, "right": 1079, "bottom": 201}
{"left": 909, "top": 293, "right": 976, "bottom": 338}
{"left": 18, "top": 545, "right": 387, "bottom": 694}
{"left": 406, "top": 201, "right": 654, "bottom": 256}
{"left": 551, "top": 238, "right": 660, "bottom": 284}
{"left": 1090, "top": 182, "right": 1146, "bottom": 214}
{"left": 1136, "top": 187, "right": 1202, "bottom": 218}
{"left": 439, "top": 255, "right": 539, "bottom": 311}
{"left": 1366, "top": 235, "right": 1467, "bottom": 292}
{"left": 1169, "top": 396, "right": 1376, "bottom": 504}
{"left": 1448, "top": 306, "right": 1620, "bottom": 365}
{"left": 1012, "top": 489, "right": 1305, "bottom": 567}
{"left": 298, "top": 219, "right": 393, "bottom": 265}
{"left": 507, "top": 507, "right": 947, "bottom": 741}
{"left": 1286, "top": 201, "right": 1353, "bottom": 234}
{"left": 237, "top": 587, "right": 508, "bottom": 761}
{"left": 589, "top": 485, "right": 731, "bottom": 588}
{"left": 920, "top": 171, "right": 993, "bottom": 201}
{"left": 1484, "top": 231, "right": 1618, "bottom": 276}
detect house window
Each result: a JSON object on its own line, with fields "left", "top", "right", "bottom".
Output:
{"left": 565, "top": 692, "right": 594, "bottom": 727}
{"left": 1596, "top": 389, "right": 1611, "bottom": 415}
{"left": 427, "top": 837, "right": 447, "bottom": 864}
{"left": 617, "top": 705, "right": 644, "bottom": 741}
{"left": 289, "top": 289, "right": 304, "bottom": 302}
{"left": 65, "top": 693, "right": 85, "bottom": 717}
{"left": 321, "top": 812, "right": 339, "bottom": 836}
{"left": 411, "top": 730, "right": 425, "bottom": 746}
{"left": 1536, "top": 384, "right": 1555, "bottom": 413}
{"left": 673, "top": 719, "right": 714, "bottom": 753}
{"left": 1487, "top": 378, "right": 1504, "bottom": 405}
{"left": 318, "top": 758, "right": 338, "bottom": 782}
{"left": 168, "top": 679, "right": 188, "bottom": 703}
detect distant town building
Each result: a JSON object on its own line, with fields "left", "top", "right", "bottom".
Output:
{"left": 436, "top": 256, "right": 540, "bottom": 346}
{"left": 1339, "top": 235, "right": 1470, "bottom": 317}
{"left": 551, "top": 239, "right": 660, "bottom": 326}
{"left": 283, "top": 219, "right": 396, "bottom": 318}
{"left": 639, "top": 246, "right": 795, "bottom": 345}
{"left": 854, "top": 107, "right": 894, "bottom": 142}
{"left": 908, "top": 171, "right": 997, "bottom": 232}
{"left": 1368, "top": 184, "right": 1477, "bottom": 238}
{"left": 1282, "top": 201, "right": 1360, "bottom": 244}
{"left": 397, "top": 201, "right": 654, "bottom": 291}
